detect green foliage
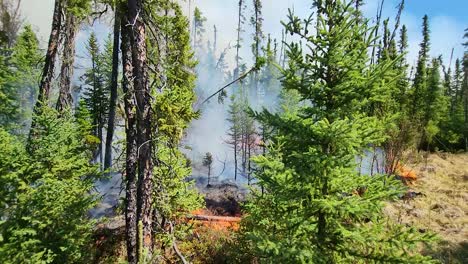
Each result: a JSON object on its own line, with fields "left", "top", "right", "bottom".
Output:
{"left": 193, "top": 7, "right": 207, "bottom": 49}
{"left": 436, "top": 36, "right": 468, "bottom": 150}
{"left": 66, "top": 0, "right": 92, "bottom": 19}
{"left": 0, "top": 24, "right": 42, "bottom": 130}
{"left": 0, "top": 106, "right": 100, "bottom": 263}
{"left": 145, "top": 0, "right": 203, "bottom": 251}
{"left": 240, "top": 1, "right": 437, "bottom": 263}
{"left": 81, "top": 32, "right": 110, "bottom": 160}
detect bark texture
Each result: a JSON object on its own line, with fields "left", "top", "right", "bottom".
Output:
{"left": 36, "top": 0, "right": 62, "bottom": 106}
{"left": 56, "top": 12, "right": 78, "bottom": 112}
{"left": 104, "top": 6, "right": 121, "bottom": 170}
{"left": 127, "top": 0, "right": 154, "bottom": 254}
{"left": 122, "top": 13, "right": 138, "bottom": 264}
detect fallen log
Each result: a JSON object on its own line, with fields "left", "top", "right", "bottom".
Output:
{"left": 186, "top": 214, "right": 241, "bottom": 222}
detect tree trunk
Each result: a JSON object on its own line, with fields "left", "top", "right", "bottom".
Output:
{"left": 247, "top": 139, "right": 251, "bottom": 185}
{"left": 128, "top": 0, "right": 154, "bottom": 256}
{"left": 30, "top": 0, "right": 62, "bottom": 138}
{"left": 36, "top": 0, "right": 61, "bottom": 105}
{"left": 121, "top": 13, "right": 138, "bottom": 264}
{"left": 235, "top": 0, "right": 243, "bottom": 79}
{"left": 56, "top": 12, "right": 77, "bottom": 112}
{"left": 234, "top": 142, "right": 237, "bottom": 181}
{"left": 104, "top": 6, "right": 121, "bottom": 170}
{"left": 99, "top": 125, "right": 103, "bottom": 171}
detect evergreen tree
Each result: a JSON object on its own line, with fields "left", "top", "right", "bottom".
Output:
{"left": 241, "top": 1, "right": 436, "bottom": 262}
{"left": 193, "top": 7, "right": 206, "bottom": 51}
{"left": 122, "top": 1, "right": 203, "bottom": 261}
{"left": 81, "top": 32, "right": 109, "bottom": 167}
{"left": 250, "top": 0, "right": 264, "bottom": 102}
{"left": 227, "top": 95, "right": 242, "bottom": 181}
{"left": 235, "top": 0, "right": 247, "bottom": 79}
{"left": 8, "top": 25, "right": 42, "bottom": 128}
{"left": 420, "top": 57, "right": 449, "bottom": 150}
{"left": 0, "top": 106, "right": 100, "bottom": 263}
{"left": 203, "top": 152, "right": 214, "bottom": 185}
{"left": 463, "top": 29, "right": 468, "bottom": 150}
{"left": 411, "top": 15, "right": 431, "bottom": 145}
{"left": 0, "top": 24, "right": 42, "bottom": 130}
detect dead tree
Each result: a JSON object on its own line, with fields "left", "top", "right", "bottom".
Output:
{"left": 104, "top": 5, "right": 121, "bottom": 170}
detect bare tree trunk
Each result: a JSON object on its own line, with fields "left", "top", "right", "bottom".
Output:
{"left": 234, "top": 142, "right": 238, "bottom": 181}
{"left": 121, "top": 13, "right": 138, "bottom": 264}
{"left": 235, "top": 0, "right": 243, "bottom": 79}
{"left": 104, "top": 6, "right": 121, "bottom": 170}
{"left": 56, "top": 12, "right": 77, "bottom": 112}
{"left": 128, "top": 0, "right": 154, "bottom": 256}
{"left": 30, "top": 0, "right": 62, "bottom": 138}
{"left": 36, "top": 0, "right": 61, "bottom": 105}
{"left": 247, "top": 139, "right": 251, "bottom": 185}
{"left": 99, "top": 125, "right": 104, "bottom": 170}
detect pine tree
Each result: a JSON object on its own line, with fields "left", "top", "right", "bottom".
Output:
{"left": 120, "top": 5, "right": 138, "bottom": 262}
{"left": 411, "top": 15, "right": 430, "bottom": 143}
{"left": 0, "top": 24, "right": 41, "bottom": 129}
{"left": 81, "top": 32, "right": 109, "bottom": 167}
{"left": 146, "top": 1, "right": 202, "bottom": 260}
{"left": 420, "top": 57, "right": 449, "bottom": 150}
{"left": 203, "top": 152, "right": 214, "bottom": 185}
{"left": 227, "top": 96, "right": 242, "bottom": 181}
{"left": 241, "top": 1, "right": 436, "bottom": 262}
{"left": 193, "top": 7, "right": 206, "bottom": 51}
{"left": 9, "top": 25, "right": 42, "bottom": 125}
{"left": 0, "top": 106, "right": 100, "bottom": 263}
{"left": 250, "top": 0, "right": 264, "bottom": 102}
{"left": 463, "top": 29, "right": 468, "bottom": 150}
{"left": 235, "top": 0, "right": 247, "bottom": 79}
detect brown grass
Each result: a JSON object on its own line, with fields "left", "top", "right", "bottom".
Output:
{"left": 385, "top": 152, "right": 468, "bottom": 263}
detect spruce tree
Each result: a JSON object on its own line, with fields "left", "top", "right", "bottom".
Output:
{"left": 235, "top": 0, "right": 247, "bottom": 79}
{"left": 0, "top": 24, "right": 42, "bottom": 129}
{"left": 193, "top": 7, "right": 206, "bottom": 51}
{"left": 81, "top": 32, "right": 109, "bottom": 167}
{"left": 0, "top": 106, "right": 100, "bottom": 263}
{"left": 137, "top": 0, "right": 203, "bottom": 261}
{"left": 420, "top": 57, "right": 449, "bottom": 150}
{"left": 227, "top": 95, "right": 242, "bottom": 181}
{"left": 241, "top": 1, "right": 436, "bottom": 262}
{"left": 411, "top": 15, "right": 431, "bottom": 148}
{"left": 250, "top": 0, "right": 264, "bottom": 103}
{"left": 203, "top": 152, "right": 214, "bottom": 185}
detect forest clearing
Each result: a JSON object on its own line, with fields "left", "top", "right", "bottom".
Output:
{"left": 0, "top": 0, "right": 467, "bottom": 263}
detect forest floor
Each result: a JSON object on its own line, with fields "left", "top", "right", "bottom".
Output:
{"left": 92, "top": 152, "right": 468, "bottom": 263}
{"left": 385, "top": 152, "right": 468, "bottom": 263}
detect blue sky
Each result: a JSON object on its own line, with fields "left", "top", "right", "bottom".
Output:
{"left": 19, "top": 0, "right": 468, "bottom": 70}
{"left": 404, "top": 0, "right": 468, "bottom": 23}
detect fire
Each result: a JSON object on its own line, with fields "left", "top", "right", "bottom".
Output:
{"left": 395, "top": 163, "right": 417, "bottom": 185}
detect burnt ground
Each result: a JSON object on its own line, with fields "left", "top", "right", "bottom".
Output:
{"left": 201, "top": 183, "right": 247, "bottom": 217}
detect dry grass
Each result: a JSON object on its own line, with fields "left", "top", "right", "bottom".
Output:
{"left": 385, "top": 152, "right": 468, "bottom": 263}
